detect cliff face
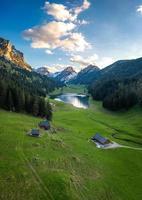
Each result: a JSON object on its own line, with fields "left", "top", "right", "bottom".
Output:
{"left": 0, "top": 37, "right": 31, "bottom": 71}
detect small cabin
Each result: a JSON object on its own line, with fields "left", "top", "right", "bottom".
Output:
{"left": 39, "top": 120, "right": 50, "bottom": 130}
{"left": 92, "top": 133, "right": 111, "bottom": 145}
{"left": 29, "top": 129, "right": 40, "bottom": 137}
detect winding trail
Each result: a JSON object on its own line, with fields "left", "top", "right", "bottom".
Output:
{"left": 118, "top": 145, "right": 142, "bottom": 151}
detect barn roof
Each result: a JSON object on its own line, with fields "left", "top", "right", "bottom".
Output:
{"left": 39, "top": 121, "right": 50, "bottom": 126}
{"left": 31, "top": 129, "right": 40, "bottom": 135}
{"left": 92, "top": 133, "right": 109, "bottom": 144}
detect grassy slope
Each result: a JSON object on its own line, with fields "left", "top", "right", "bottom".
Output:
{"left": 0, "top": 99, "right": 142, "bottom": 200}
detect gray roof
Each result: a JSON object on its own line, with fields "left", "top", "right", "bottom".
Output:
{"left": 92, "top": 133, "right": 109, "bottom": 144}
{"left": 31, "top": 129, "right": 40, "bottom": 135}
{"left": 39, "top": 121, "right": 50, "bottom": 127}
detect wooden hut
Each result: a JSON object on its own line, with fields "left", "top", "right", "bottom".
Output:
{"left": 39, "top": 120, "right": 50, "bottom": 130}
{"left": 91, "top": 133, "right": 111, "bottom": 146}
{"left": 29, "top": 129, "right": 40, "bottom": 137}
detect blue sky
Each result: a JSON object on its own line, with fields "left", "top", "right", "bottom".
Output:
{"left": 1, "top": 0, "right": 142, "bottom": 71}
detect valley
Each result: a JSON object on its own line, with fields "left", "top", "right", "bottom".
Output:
{"left": 0, "top": 91, "right": 142, "bottom": 200}
{"left": 1, "top": 0, "right": 142, "bottom": 199}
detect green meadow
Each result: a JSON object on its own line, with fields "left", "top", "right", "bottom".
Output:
{"left": 0, "top": 96, "right": 142, "bottom": 200}
{"left": 49, "top": 84, "right": 87, "bottom": 96}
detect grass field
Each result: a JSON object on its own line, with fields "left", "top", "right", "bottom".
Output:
{"left": 49, "top": 84, "right": 87, "bottom": 96}
{"left": 0, "top": 97, "right": 142, "bottom": 200}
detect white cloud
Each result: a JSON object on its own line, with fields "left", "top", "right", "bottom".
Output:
{"left": 78, "top": 19, "right": 89, "bottom": 25}
{"left": 70, "top": 54, "right": 114, "bottom": 68}
{"left": 74, "top": 0, "right": 90, "bottom": 15}
{"left": 137, "top": 5, "right": 142, "bottom": 15}
{"left": 43, "top": 2, "right": 76, "bottom": 22}
{"left": 70, "top": 54, "right": 98, "bottom": 66}
{"left": 23, "top": 20, "right": 90, "bottom": 52}
{"left": 44, "top": 64, "right": 68, "bottom": 73}
{"left": 97, "top": 57, "right": 114, "bottom": 68}
{"left": 60, "top": 33, "right": 91, "bottom": 52}
{"left": 43, "top": 0, "right": 91, "bottom": 22}
{"left": 23, "top": 21, "right": 77, "bottom": 49}
{"left": 23, "top": 1, "right": 91, "bottom": 53}
{"left": 45, "top": 49, "right": 54, "bottom": 54}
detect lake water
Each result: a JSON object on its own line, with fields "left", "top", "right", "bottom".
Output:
{"left": 54, "top": 93, "right": 89, "bottom": 109}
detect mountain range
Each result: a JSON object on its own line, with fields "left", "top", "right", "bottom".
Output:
{"left": 1, "top": 36, "right": 142, "bottom": 112}
{"left": 35, "top": 65, "right": 100, "bottom": 84}
{"left": 35, "top": 57, "right": 142, "bottom": 85}
{"left": 1, "top": 36, "right": 142, "bottom": 87}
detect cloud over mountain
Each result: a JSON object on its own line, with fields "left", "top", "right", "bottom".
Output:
{"left": 70, "top": 54, "right": 114, "bottom": 68}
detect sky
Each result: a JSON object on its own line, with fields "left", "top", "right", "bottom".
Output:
{"left": 1, "top": 0, "right": 142, "bottom": 72}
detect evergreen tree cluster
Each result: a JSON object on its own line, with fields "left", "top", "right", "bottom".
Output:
{"left": 89, "top": 77, "right": 142, "bottom": 111}
{"left": 0, "top": 79, "right": 52, "bottom": 120}
{"left": 0, "top": 57, "right": 55, "bottom": 120}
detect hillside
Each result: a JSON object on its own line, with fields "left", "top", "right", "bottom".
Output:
{"left": 0, "top": 100, "right": 142, "bottom": 200}
{"left": 0, "top": 56, "right": 56, "bottom": 96}
{"left": 69, "top": 57, "right": 142, "bottom": 85}
{"left": 0, "top": 51, "right": 56, "bottom": 120}
{"left": 100, "top": 57, "right": 142, "bottom": 81}
{"left": 89, "top": 57, "right": 142, "bottom": 110}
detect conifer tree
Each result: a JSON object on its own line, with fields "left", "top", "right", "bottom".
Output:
{"left": 6, "top": 90, "right": 14, "bottom": 111}
{"left": 32, "top": 97, "right": 39, "bottom": 116}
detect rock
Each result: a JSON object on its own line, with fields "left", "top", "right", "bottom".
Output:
{"left": 0, "top": 37, "right": 31, "bottom": 71}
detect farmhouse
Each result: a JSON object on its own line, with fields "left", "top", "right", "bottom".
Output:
{"left": 29, "top": 129, "right": 40, "bottom": 137}
{"left": 91, "top": 133, "right": 111, "bottom": 147}
{"left": 39, "top": 120, "right": 50, "bottom": 130}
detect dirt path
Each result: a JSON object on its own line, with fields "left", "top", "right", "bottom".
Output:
{"left": 120, "top": 145, "right": 142, "bottom": 151}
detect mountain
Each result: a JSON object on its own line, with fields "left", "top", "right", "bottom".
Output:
{"left": 89, "top": 57, "right": 142, "bottom": 111}
{"left": 54, "top": 66, "right": 77, "bottom": 83}
{"left": 0, "top": 37, "right": 57, "bottom": 119}
{"left": 70, "top": 65, "right": 100, "bottom": 85}
{"left": 0, "top": 37, "right": 31, "bottom": 71}
{"left": 35, "top": 67, "right": 50, "bottom": 76}
{"left": 100, "top": 57, "right": 142, "bottom": 81}
{"left": 0, "top": 56, "right": 56, "bottom": 96}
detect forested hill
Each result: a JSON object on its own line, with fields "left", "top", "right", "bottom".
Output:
{"left": 0, "top": 56, "right": 57, "bottom": 120}
{"left": 89, "top": 57, "right": 142, "bottom": 111}
{"left": 100, "top": 57, "right": 142, "bottom": 81}
{"left": 0, "top": 56, "right": 56, "bottom": 96}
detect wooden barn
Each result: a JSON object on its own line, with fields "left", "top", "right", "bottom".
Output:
{"left": 91, "top": 133, "right": 111, "bottom": 147}
{"left": 39, "top": 120, "right": 50, "bottom": 130}
{"left": 29, "top": 129, "right": 40, "bottom": 137}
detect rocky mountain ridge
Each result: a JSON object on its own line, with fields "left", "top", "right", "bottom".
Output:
{"left": 0, "top": 37, "right": 31, "bottom": 71}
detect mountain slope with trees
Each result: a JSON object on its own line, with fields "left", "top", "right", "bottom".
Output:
{"left": 89, "top": 57, "right": 142, "bottom": 111}
{"left": 0, "top": 56, "right": 57, "bottom": 119}
{"left": 70, "top": 65, "right": 100, "bottom": 85}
